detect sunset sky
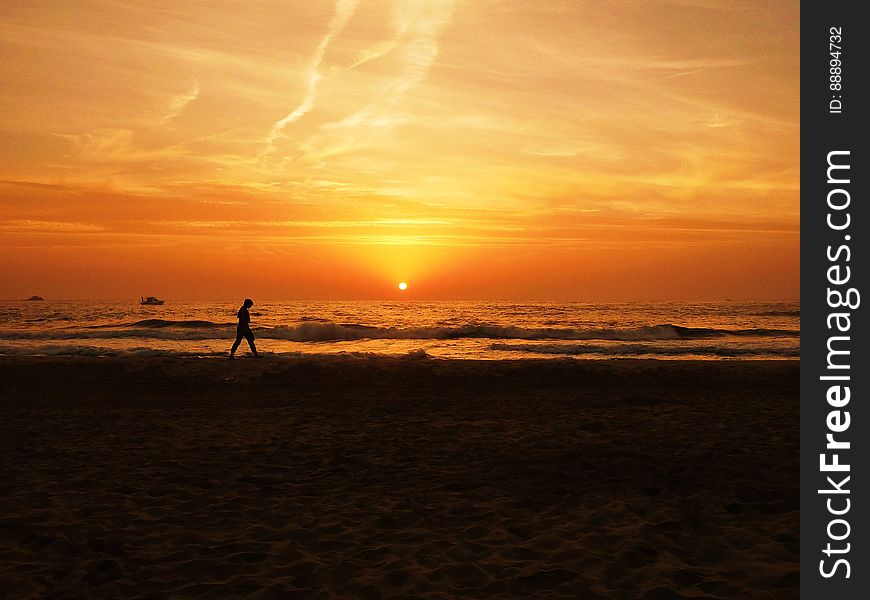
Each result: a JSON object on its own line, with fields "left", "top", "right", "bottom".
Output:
{"left": 0, "top": 0, "right": 799, "bottom": 301}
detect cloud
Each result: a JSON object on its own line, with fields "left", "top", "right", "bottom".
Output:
{"left": 57, "top": 129, "right": 184, "bottom": 164}
{"left": 156, "top": 218, "right": 453, "bottom": 229}
{"left": 300, "top": 0, "right": 454, "bottom": 161}
{"left": 346, "top": 39, "right": 400, "bottom": 70}
{"left": 0, "top": 220, "right": 105, "bottom": 233}
{"left": 56, "top": 129, "right": 137, "bottom": 161}
{"left": 161, "top": 78, "right": 200, "bottom": 124}
{"left": 264, "top": 0, "right": 360, "bottom": 152}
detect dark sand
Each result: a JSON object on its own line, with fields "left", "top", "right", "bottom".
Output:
{"left": 0, "top": 357, "right": 798, "bottom": 599}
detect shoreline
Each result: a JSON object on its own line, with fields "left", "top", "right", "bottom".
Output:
{"left": 0, "top": 353, "right": 801, "bottom": 364}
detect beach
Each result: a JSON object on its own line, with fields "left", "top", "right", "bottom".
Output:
{"left": 0, "top": 356, "right": 799, "bottom": 599}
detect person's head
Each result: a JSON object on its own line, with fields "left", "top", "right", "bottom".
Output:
{"left": 243, "top": 298, "right": 254, "bottom": 308}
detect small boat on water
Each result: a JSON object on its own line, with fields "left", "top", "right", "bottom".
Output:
{"left": 140, "top": 296, "right": 165, "bottom": 306}
{"left": 26, "top": 295, "right": 45, "bottom": 301}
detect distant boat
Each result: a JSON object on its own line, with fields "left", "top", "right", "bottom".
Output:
{"left": 140, "top": 296, "right": 165, "bottom": 306}
{"left": 26, "top": 295, "right": 45, "bottom": 301}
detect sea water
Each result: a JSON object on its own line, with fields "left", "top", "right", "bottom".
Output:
{"left": 0, "top": 301, "right": 799, "bottom": 360}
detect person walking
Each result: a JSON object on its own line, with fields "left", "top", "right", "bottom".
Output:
{"left": 230, "top": 298, "right": 260, "bottom": 358}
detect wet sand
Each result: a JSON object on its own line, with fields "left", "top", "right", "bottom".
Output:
{"left": 0, "top": 356, "right": 799, "bottom": 599}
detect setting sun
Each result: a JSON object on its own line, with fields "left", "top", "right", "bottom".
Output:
{"left": 398, "top": 282, "right": 408, "bottom": 291}
{"left": 0, "top": 1, "right": 798, "bottom": 301}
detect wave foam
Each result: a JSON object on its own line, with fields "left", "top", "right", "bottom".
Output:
{"left": 490, "top": 342, "right": 800, "bottom": 358}
{"left": 0, "top": 322, "right": 800, "bottom": 342}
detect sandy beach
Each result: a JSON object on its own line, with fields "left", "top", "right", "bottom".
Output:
{"left": 0, "top": 356, "right": 798, "bottom": 599}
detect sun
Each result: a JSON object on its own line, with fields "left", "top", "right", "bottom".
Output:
{"left": 398, "top": 282, "right": 408, "bottom": 291}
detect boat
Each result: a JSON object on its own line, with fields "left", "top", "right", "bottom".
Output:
{"left": 140, "top": 296, "right": 165, "bottom": 306}
{"left": 26, "top": 295, "right": 45, "bottom": 301}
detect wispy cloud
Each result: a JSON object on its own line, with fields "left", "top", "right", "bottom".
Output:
{"left": 346, "top": 39, "right": 400, "bottom": 70}
{"left": 264, "top": 0, "right": 360, "bottom": 153}
{"left": 155, "top": 218, "right": 454, "bottom": 229}
{"left": 161, "top": 78, "right": 200, "bottom": 124}
{"left": 56, "top": 129, "right": 184, "bottom": 164}
{"left": 0, "top": 1, "right": 799, "bottom": 299}
{"left": 300, "top": 0, "right": 455, "bottom": 161}
{"left": 0, "top": 220, "right": 105, "bottom": 233}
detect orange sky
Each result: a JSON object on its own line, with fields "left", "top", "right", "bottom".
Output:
{"left": 0, "top": 1, "right": 799, "bottom": 301}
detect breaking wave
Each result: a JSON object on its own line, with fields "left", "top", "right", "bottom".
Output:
{"left": 0, "top": 345, "right": 432, "bottom": 360}
{"left": 490, "top": 342, "right": 800, "bottom": 358}
{"left": 755, "top": 309, "right": 801, "bottom": 317}
{"left": 1, "top": 322, "right": 800, "bottom": 342}
{"left": 88, "top": 319, "right": 234, "bottom": 329}
{"left": 0, "top": 345, "right": 226, "bottom": 358}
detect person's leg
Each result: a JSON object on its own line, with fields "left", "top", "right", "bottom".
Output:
{"left": 230, "top": 332, "right": 243, "bottom": 356}
{"left": 245, "top": 330, "right": 259, "bottom": 356}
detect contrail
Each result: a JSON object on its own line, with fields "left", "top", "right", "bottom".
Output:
{"left": 300, "top": 0, "right": 454, "bottom": 161}
{"left": 264, "top": 0, "right": 359, "bottom": 152}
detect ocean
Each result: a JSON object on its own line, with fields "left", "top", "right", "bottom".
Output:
{"left": 0, "top": 300, "right": 799, "bottom": 360}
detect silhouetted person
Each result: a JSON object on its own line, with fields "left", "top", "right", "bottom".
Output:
{"left": 230, "top": 298, "right": 260, "bottom": 358}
